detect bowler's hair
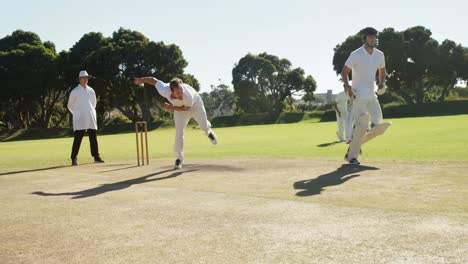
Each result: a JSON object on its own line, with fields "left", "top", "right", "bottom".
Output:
{"left": 169, "top": 78, "right": 183, "bottom": 90}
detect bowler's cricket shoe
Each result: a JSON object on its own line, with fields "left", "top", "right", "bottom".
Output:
{"left": 208, "top": 130, "right": 218, "bottom": 145}
{"left": 348, "top": 158, "right": 360, "bottom": 165}
{"left": 94, "top": 157, "right": 105, "bottom": 163}
{"left": 174, "top": 159, "right": 183, "bottom": 170}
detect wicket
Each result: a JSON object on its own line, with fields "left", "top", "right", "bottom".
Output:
{"left": 135, "top": 121, "right": 149, "bottom": 166}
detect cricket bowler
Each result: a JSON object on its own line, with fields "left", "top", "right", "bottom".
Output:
{"left": 133, "top": 77, "right": 218, "bottom": 170}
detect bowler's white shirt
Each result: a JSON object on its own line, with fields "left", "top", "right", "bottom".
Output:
{"left": 67, "top": 85, "right": 98, "bottom": 131}
{"left": 155, "top": 81, "right": 199, "bottom": 107}
{"left": 345, "top": 46, "right": 385, "bottom": 99}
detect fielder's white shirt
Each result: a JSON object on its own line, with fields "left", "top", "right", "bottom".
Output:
{"left": 345, "top": 46, "right": 385, "bottom": 99}
{"left": 155, "top": 81, "right": 199, "bottom": 107}
{"left": 67, "top": 85, "right": 98, "bottom": 131}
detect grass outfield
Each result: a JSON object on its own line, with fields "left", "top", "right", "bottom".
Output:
{"left": 1, "top": 116, "right": 467, "bottom": 263}
{"left": 1, "top": 115, "right": 467, "bottom": 171}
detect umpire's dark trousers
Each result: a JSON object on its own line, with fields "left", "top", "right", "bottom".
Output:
{"left": 71, "top": 129, "right": 100, "bottom": 160}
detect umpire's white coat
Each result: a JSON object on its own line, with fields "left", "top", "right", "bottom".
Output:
{"left": 67, "top": 85, "right": 98, "bottom": 131}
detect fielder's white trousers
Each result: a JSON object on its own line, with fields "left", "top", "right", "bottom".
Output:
{"left": 345, "top": 100, "right": 354, "bottom": 142}
{"left": 174, "top": 97, "right": 211, "bottom": 161}
{"left": 336, "top": 105, "right": 348, "bottom": 141}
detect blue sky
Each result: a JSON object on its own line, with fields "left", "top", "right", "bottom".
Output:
{"left": 1, "top": 0, "right": 466, "bottom": 93}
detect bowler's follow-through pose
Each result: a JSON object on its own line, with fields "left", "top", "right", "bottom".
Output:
{"left": 133, "top": 77, "right": 218, "bottom": 170}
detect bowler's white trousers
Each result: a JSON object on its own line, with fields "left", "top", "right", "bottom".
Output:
{"left": 174, "top": 96, "right": 211, "bottom": 161}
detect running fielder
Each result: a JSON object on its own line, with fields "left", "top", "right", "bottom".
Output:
{"left": 344, "top": 84, "right": 355, "bottom": 143}
{"left": 333, "top": 90, "right": 350, "bottom": 142}
{"left": 341, "top": 27, "right": 392, "bottom": 165}
{"left": 133, "top": 77, "right": 218, "bottom": 170}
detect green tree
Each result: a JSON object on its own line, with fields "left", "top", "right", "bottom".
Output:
{"left": 71, "top": 28, "right": 196, "bottom": 122}
{"left": 463, "top": 48, "right": 468, "bottom": 81}
{"left": 0, "top": 30, "right": 64, "bottom": 129}
{"left": 332, "top": 26, "right": 467, "bottom": 104}
{"left": 302, "top": 76, "right": 318, "bottom": 103}
{"left": 200, "top": 84, "right": 235, "bottom": 117}
{"left": 332, "top": 34, "right": 362, "bottom": 80}
{"left": 58, "top": 32, "right": 110, "bottom": 126}
{"left": 429, "top": 40, "right": 466, "bottom": 101}
{"left": 232, "top": 53, "right": 316, "bottom": 113}
{"left": 181, "top": 73, "right": 200, "bottom": 91}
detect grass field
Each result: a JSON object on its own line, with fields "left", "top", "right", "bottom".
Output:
{"left": 1, "top": 115, "right": 468, "bottom": 263}
{"left": 1, "top": 115, "right": 467, "bottom": 172}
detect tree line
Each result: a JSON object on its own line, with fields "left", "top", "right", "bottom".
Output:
{"left": 1, "top": 25, "right": 467, "bottom": 130}
{"left": 333, "top": 26, "right": 468, "bottom": 104}
{"left": 0, "top": 28, "right": 198, "bottom": 129}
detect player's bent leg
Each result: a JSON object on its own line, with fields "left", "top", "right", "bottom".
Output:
{"left": 361, "top": 122, "right": 391, "bottom": 145}
{"left": 192, "top": 102, "right": 218, "bottom": 145}
{"left": 369, "top": 96, "right": 384, "bottom": 125}
{"left": 361, "top": 97, "right": 391, "bottom": 145}
{"left": 206, "top": 128, "right": 218, "bottom": 145}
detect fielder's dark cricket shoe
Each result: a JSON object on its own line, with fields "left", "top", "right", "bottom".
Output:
{"left": 348, "top": 158, "right": 360, "bottom": 165}
{"left": 208, "top": 130, "right": 218, "bottom": 145}
{"left": 94, "top": 157, "right": 105, "bottom": 163}
{"left": 174, "top": 159, "right": 183, "bottom": 170}
{"left": 71, "top": 158, "right": 78, "bottom": 166}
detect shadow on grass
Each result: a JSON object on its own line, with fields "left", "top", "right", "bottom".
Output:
{"left": 0, "top": 162, "right": 125, "bottom": 176}
{"left": 0, "top": 164, "right": 87, "bottom": 177}
{"left": 31, "top": 168, "right": 197, "bottom": 199}
{"left": 0, "top": 121, "right": 170, "bottom": 142}
{"left": 0, "top": 127, "right": 73, "bottom": 142}
{"left": 294, "top": 164, "right": 379, "bottom": 196}
{"left": 316, "top": 141, "right": 342, "bottom": 148}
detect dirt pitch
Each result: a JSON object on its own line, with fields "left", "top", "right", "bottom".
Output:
{"left": 1, "top": 158, "right": 467, "bottom": 264}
